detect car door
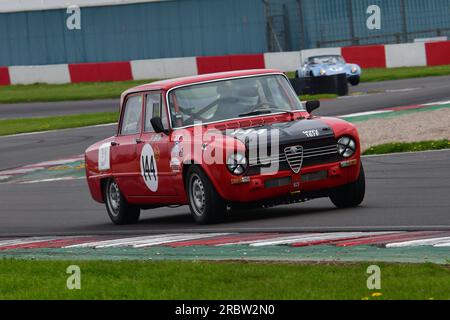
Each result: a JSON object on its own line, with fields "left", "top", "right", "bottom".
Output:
{"left": 134, "top": 91, "right": 177, "bottom": 197}
{"left": 110, "top": 94, "right": 144, "bottom": 197}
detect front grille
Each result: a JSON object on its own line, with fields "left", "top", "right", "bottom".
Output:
{"left": 284, "top": 145, "right": 304, "bottom": 174}
{"left": 247, "top": 137, "right": 340, "bottom": 175}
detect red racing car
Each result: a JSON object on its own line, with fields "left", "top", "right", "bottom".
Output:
{"left": 85, "top": 69, "right": 365, "bottom": 225}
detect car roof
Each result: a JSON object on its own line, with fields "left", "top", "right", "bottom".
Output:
{"left": 309, "top": 55, "right": 341, "bottom": 59}
{"left": 122, "top": 69, "right": 283, "bottom": 96}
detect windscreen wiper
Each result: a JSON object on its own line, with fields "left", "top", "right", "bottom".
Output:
{"left": 238, "top": 109, "right": 273, "bottom": 117}
{"left": 239, "top": 108, "right": 298, "bottom": 118}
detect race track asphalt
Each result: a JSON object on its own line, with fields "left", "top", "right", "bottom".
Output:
{"left": 0, "top": 76, "right": 449, "bottom": 236}
{"left": 0, "top": 150, "right": 449, "bottom": 237}
{"left": 1, "top": 76, "right": 450, "bottom": 119}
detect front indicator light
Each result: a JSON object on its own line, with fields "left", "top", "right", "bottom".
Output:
{"left": 340, "top": 159, "right": 358, "bottom": 168}
{"left": 230, "top": 176, "right": 251, "bottom": 185}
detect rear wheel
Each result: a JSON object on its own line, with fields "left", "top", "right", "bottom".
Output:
{"left": 186, "top": 166, "right": 226, "bottom": 224}
{"left": 104, "top": 178, "right": 140, "bottom": 225}
{"left": 329, "top": 164, "right": 365, "bottom": 208}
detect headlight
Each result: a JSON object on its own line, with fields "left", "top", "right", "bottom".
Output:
{"left": 351, "top": 67, "right": 358, "bottom": 73}
{"left": 337, "top": 136, "right": 356, "bottom": 158}
{"left": 226, "top": 152, "right": 248, "bottom": 175}
{"left": 319, "top": 69, "right": 326, "bottom": 75}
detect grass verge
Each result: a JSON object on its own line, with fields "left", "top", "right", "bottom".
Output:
{"left": 0, "top": 259, "right": 449, "bottom": 299}
{"left": 301, "top": 94, "right": 338, "bottom": 101}
{"left": 361, "top": 65, "right": 450, "bottom": 82}
{"left": 1, "top": 65, "right": 450, "bottom": 104}
{"left": 0, "top": 112, "right": 118, "bottom": 136}
{"left": 0, "top": 79, "right": 156, "bottom": 104}
{"left": 363, "top": 140, "right": 450, "bottom": 155}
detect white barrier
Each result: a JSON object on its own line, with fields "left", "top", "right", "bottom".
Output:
{"left": 131, "top": 57, "right": 198, "bottom": 80}
{"left": 9, "top": 64, "right": 71, "bottom": 85}
{"left": 385, "top": 43, "right": 427, "bottom": 68}
{"left": 263, "top": 52, "right": 302, "bottom": 72}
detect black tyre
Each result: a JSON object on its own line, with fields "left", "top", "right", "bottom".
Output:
{"left": 329, "top": 164, "right": 365, "bottom": 208}
{"left": 295, "top": 70, "right": 299, "bottom": 78}
{"left": 104, "top": 178, "right": 140, "bottom": 225}
{"left": 186, "top": 166, "right": 227, "bottom": 224}
{"left": 349, "top": 77, "right": 360, "bottom": 86}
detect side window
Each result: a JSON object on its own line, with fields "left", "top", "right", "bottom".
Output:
{"left": 145, "top": 93, "right": 168, "bottom": 132}
{"left": 120, "top": 95, "right": 143, "bottom": 135}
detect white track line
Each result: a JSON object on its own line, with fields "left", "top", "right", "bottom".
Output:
{"left": 421, "top": 100, "right": 450, "bottom": 106}
{"left": 65, "top": 235, "right": 169, "bottom": 248}
{"left": 386, "top": 236, "right": 450, "bottom": 248}
{"left": 132, "top": 233, "right": 230, "bottom": 248}
{"left": 339, "top": 110, "right": 392, "bottom": 118}
{"left": 0, "top": 123, "right": 116, "bottom": 139}
{"left": 248, "top": 232, "right": 389, "bottom": 247}
{"left": 0, "top": 237, "right": 61, "bottom": 247}
{"left": 20, "top": 177, "right": 84, "bottom": 184}
{"left": 433, "top": 241, "right": 450, "bottom": 247}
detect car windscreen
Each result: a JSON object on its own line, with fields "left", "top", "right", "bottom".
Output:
{"left": 309, "top": 56, "right": 345, "bottom": 64}
{"left": 168, "top": 74, "right": 304, "bottom": 128}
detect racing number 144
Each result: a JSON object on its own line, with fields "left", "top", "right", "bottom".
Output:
{"left": 142, "top": 154, "right": 157, "bottom": 181}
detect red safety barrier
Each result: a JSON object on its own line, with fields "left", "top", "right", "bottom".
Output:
{"left": 69, "top": 61, "right": 133, "bottom": 83}
{"left": 425, "top": 41, "right": 450, "bottom": 66}
{"left": 196, "top": 54, "right": 265, "bottom": 74}
{"left": 0, "top": 67, "right": 10, "bottom": 86}
{"left": 342, "top": 45, "right": 386, "bottom": 68}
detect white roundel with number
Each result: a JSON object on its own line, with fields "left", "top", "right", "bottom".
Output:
{"left": 140, "top": 144, "right": 158, "bottom": 192}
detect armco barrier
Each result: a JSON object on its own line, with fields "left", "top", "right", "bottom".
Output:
{"left": 425, "top": 41, "right": 450, "bottom": 66}
{"left": 131, "top": 57, "right": 198, "bottom": 80}
{"left": 2, "top": 40, "right": 450, "bottom": 85}
{"left": 342, "top": 45, "right": 386, "bottom": 68}
{"left": 0, "top": 67, "right": 10, "bottom": 86}
{"left": 9, "top": 64, "right": 70, "bottom": 85}
{"left": 196, "top": 54, "right": 265, "bottom": 75}
{"left": 263, "top": 52, "right": 302, "bottom": 72}
{"left": 385, "top": 43, "right": 427, "bottom": 68}
{"left": 69, "top": 61, "right": 133, "bottom": 83}
{"left": 290, "top": 74, "right": 348, "bottom": 97}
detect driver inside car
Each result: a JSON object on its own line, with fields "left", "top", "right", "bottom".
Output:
{"left": 212, "top": 81, "right": 260, "bottom": 121}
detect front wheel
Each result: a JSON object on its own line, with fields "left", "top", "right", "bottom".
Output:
{"left": 186, "top": 166, "right": 227, "bottom": 224}
{"left": 329, "top": 164, "right": 365, "bottom": 208}
{"left": 104, "top": 178, "right": 140, "bottom": 225}
{"left": 349, "top": 76, "right": 360, "bottom": 86}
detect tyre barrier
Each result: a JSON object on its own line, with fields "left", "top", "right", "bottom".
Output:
{"left": 289, "top": 73, "right": 349, "bottom": 97}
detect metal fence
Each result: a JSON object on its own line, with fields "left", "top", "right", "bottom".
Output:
{"left": 265, "top": 0, "right": 450, "bottom": 51}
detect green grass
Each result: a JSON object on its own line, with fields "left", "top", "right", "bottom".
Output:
{"left": 1, "top": 65, "right": 450, "bottom": 104}
{"left": 363, "top": 140, "right": 450, "bottom": 155}
{"left": 0, "top": 259, "right": 449, "bottom": 299}
{"left": 301, "top": 94, "right": 338, "bottom": 101}
{"left": 0, "top": 112, "right": 119, "bottom": 136}
{"left": 361, "top": 65, "right": 450, "bottom": 82}
{"left": 0, "top": 79, "right": 157, "bottom": 104}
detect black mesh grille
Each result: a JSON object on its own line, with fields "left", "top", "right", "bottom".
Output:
{"left": 247, "top": 136, "right": 340, "bottom": 175}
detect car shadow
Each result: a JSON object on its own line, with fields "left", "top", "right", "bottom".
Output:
{"left": 135, "top": 202, "right": 342, "bottom": 227}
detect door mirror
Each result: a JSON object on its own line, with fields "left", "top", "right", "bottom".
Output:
{"left": 150, "top": 117, "right": 168, "bottom": 134}
{"left": 305, "top": 100, "right": 320, "bottom": 114}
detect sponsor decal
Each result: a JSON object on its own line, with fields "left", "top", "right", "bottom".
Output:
{"left": 302, "top": 129, "right": 320, "bottom": 138}
{"left": 154, "top": 145, "right": 161, "bottom": 161}
{"left": 98, "top": 143, "right": 111, "bottom": 171}
{"left": 140, "top": 144, "right": 158, "bottom": 192}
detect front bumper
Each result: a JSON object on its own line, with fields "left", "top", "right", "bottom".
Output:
{"left": 217, "top": 158, "right": 360, "bottom": 203}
